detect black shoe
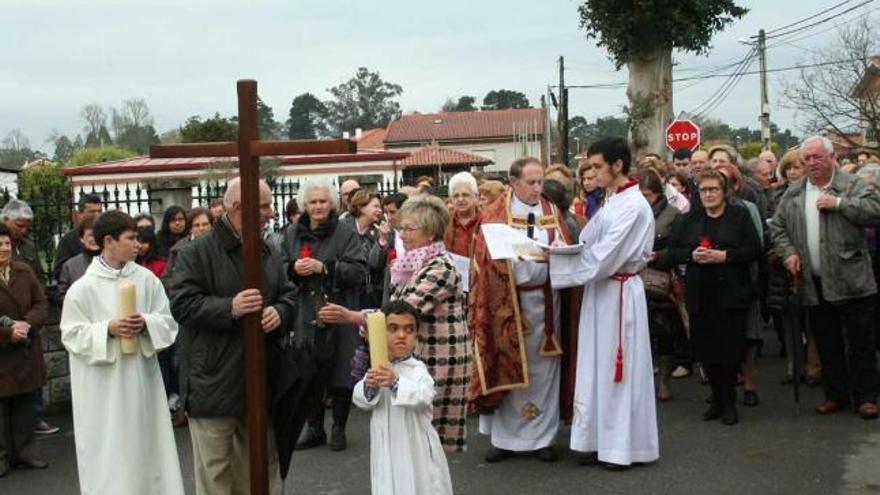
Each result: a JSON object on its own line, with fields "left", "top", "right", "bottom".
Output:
{"left": 0, "top": 464, "right": 9, "bottom": 478}
{"left": 12, "top": 457, "right": 48, "bottom": 470}
{"left": 703, "top": 404, "right": 720, "bottom": 421}
{"left": 721, "top": 408, "right": 739, "bottom": 425}
{"left": 743, "top": 390, "right": 759, "bottom": 407}
{"left": 577, "top": 452, "right": 599, "bottom": 466}
{"left": 536, "top": 446, "right": 558, "bottom": 462}
{"left": 485, "top": 446, "right": 512, "bottom": 463}
{"left": 604, "top": 462, "right": 631, "bottom": 471}
{"left": 294, "top": 426, "right": 326, "bottom": 450}
{"left": 330, "top": 425, "right": 347, "bottom": 451}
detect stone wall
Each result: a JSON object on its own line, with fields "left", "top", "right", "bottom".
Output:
{"left": 41, "top": 303, "right": 71, "bottom": 411}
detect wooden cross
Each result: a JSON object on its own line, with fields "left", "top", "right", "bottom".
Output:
{"left": 151, "top": 80, "right": 355, "bottom": 495}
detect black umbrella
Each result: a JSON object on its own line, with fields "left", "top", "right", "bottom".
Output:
{"left": 267, "top": 340, "right": 320, "bottom": 481}
{"left": 787, "top": 272, "right": 806, "bottom": 415}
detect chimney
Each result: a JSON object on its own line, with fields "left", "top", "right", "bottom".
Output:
{"left": 355, "top": 128, "right": 363, "bottom": 139}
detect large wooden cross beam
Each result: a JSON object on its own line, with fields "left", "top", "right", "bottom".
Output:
{"left": 151, "top": 80, "right": 355, "bottom": 495}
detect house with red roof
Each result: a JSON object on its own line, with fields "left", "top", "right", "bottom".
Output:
{"left": 383, "top": 108, "right": 546, "bottom": 178}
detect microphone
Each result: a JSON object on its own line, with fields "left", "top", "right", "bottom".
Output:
{"left": 527, "top": 212, "right": 535, "bottom": 240}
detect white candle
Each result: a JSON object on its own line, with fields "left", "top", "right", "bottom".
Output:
{"left": 118, "top": 280, "right": 138, "bottom": 355}
{"left": 366, "top": 311, "right": 389, "bottom": 367}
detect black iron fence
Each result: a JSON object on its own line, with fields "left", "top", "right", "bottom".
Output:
{"left": 0, "top": 182, "right": 162, "bottom": 283}
{"left": 0, "top": 173, "right": 462, "bottom": 284}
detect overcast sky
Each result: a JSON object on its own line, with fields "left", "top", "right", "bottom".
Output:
{"left": 3, "top": 0, "right": 876, "bottom": 153}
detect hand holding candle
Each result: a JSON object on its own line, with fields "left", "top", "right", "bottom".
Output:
{"left": 366, "top": 311, "right": 389, "bottom": 367}
{"left": 118, "top": 280, "right": 138, "bottom": 354}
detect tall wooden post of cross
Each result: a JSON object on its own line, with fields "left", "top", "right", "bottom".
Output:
{"left": 151, "top": 80, "right": 355, "bottom": 495}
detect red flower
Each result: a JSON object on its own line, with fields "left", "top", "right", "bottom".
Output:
{"left": 299, "top": 244, "right": 313, "bottom": 259}
{"left": 387, "top": 247, "right": 397, "bottom": 265}
{"left": 699, "top": 236, "right": 712, "bottom": 249}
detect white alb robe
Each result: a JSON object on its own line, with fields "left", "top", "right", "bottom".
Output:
{"left": 479, "top": 194, "right": 562, "bottom": 452}
{"left": 353, "top": 357, "right": 453, "bottom": 495}
{"left": 60, "top": 258, "right": 184, "bottom": 495}
{"left": 549, "top": 185, "right": 659, "bottom": 465}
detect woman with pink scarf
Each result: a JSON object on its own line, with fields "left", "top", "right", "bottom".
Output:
{"left": 320, "top": 194, "right": 471, "bottom": 453}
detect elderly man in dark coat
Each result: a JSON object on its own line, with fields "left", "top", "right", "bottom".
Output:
{"left": 170, "top": 178, "right": 297, "bottom": 495}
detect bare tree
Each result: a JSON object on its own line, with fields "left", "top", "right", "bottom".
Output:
{"left": 81, "top": 103, "right": 107, "bottom": 137}
{"left": 2, "top": 128, "right": 30, "bottom": 151}
{"left": 782, "top": 16, "right": 880, "bottom": 152}
{"left": 122, "top": 98, "right": 153, "bottom": 127}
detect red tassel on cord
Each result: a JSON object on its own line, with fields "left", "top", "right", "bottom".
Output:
{"left": 614, "top": 347, "right": 623, "bottom": 382}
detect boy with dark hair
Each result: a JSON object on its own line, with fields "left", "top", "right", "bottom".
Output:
{"left": 353, "top": 300, "right": 453, "bottom": 495}
{"left": 60, "top": 210, "right": 183, "bottom": 493}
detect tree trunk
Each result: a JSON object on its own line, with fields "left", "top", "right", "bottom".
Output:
{"left": 626, "top": 47, "right": 673, "bottom": 160}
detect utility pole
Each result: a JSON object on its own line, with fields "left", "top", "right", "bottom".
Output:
{"left": 557, "top": 56, "right": 569, "bottom": 165}
{"left": 757, "top": 29, "right": 771, "bottom": 151}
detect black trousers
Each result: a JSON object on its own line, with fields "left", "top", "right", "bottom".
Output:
{"left": 0, "top": 392, "right": 36, "bottom": 467}
{"left": 808, "top": 278, "right": 878, "bottom": 406}
{"left": 306, "top": 353, "right": 352, "bottom": 431}
{"left": 704, "top": 364, "right": 737, "bottom": 412}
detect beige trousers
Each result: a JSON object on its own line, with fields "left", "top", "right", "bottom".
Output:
{"left": 189, "top": 417, "right": 282, "bottom": 495}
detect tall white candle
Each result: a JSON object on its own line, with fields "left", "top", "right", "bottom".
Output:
{"left": 118, "top": 280, "right": 138, "bottom": 355}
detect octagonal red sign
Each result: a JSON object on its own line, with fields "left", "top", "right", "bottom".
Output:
{"left": 666, "top": 120, "right": 701, "bottom": 152}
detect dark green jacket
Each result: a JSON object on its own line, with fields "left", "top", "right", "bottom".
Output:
{"left": 770, "top": 172, "right": 880, "bottom": 305}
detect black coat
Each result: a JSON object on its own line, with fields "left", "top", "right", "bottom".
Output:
{"left": 281, "top": 212, "right": 367, "bottom": 389}
{"left": 169, "top": 217, "right": 297, "bottom": 418}
{"left": 659, "top": 202, "right": 761, "bottom": 314}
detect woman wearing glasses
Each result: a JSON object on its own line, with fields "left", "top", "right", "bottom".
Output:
{"left": 659, "top": 169, "right": 761, "bottom": 425}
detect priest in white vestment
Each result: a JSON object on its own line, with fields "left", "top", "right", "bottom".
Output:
{"left": 470, "top": 157, "right": 577, "bottom": 464}
{"left": 61, "top": 210, "right": 183, "bottom": 494}
{"left": 549, "top": 138, "right": 659, "bottom": 468}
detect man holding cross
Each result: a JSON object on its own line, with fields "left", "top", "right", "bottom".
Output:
{"left": 170, "top": 178, "right": 296, "bottom": 495}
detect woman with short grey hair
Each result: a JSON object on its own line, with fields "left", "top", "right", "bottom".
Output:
{"left": 296, "top": 177, "right": 338, "bottom": 212}
{"left": 318, "top": 194, "right": 471, "bottom": 453}
{"left": 282, "top": 178, "right": 367, "bottom": 452}
{"left": 444, "top": 172, "right": 481, "bottom": 260}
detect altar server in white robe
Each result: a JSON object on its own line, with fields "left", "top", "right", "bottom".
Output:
{"left": 549, "top": 137, "right": 659, "bottom": 469}
{"left": 353, "top": 300, "right": 453, "bottom": 495}
{"left": 61, "top": 210, "right": 184, "bottom": 495}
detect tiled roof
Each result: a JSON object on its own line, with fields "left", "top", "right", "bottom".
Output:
{"left": 385, "top": 108, "right": 545, "bottom": 143}
{"left": 399, "top": 144, "right": 492, "bottom": 168}
{"left": 356, "top": 128, "right": 386, "bottom": 150}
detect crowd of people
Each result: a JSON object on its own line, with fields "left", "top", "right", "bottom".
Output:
{"left": 0, "top": 133, "right": 878, "bottom": 494}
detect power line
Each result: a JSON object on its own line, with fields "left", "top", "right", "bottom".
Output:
{"left": 764, "top": 0, "right": 874, "bottom": 40}
{"left": 691, "top": 48, "right": 757, "bottom": 118}
{"left": 766, "top": 4, "right": 880, "bottom": 48}
{"left": 762, "top": 0, "right": 856, "bottom": 35}
{"left": 558, "top": 57, "right": 868, "bottom": 89}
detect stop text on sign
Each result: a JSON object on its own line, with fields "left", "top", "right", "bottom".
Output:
{"left": 665, "top": 119, "right": 701, "bottom": 152}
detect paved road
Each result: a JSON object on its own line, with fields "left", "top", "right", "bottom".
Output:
{"left": 5, "top": 345, "right": 880, "bottom": 495}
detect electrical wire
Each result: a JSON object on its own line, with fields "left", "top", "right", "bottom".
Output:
{"left": 559, "top": 56, "right": 868, "bottom": 89}
{"left": 691, "top": 49, "right": 757, "bottom": 118}
{"left": 762, "top": 0, "right": 856, "bottom": 35}
{"left": 763, "top": 0, "right": 874, "bottom": 40}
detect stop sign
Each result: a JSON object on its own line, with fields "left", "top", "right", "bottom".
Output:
{"left": 666, "top": 120, "right": 701, "bottom": 152}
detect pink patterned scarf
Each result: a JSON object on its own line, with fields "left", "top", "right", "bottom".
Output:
{"left": 390, "top": 241, "right": 446, "bottom": 287}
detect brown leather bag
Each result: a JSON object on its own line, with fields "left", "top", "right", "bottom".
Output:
{"left": 641, "top": 267, "right": 672, "bottom": 301}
